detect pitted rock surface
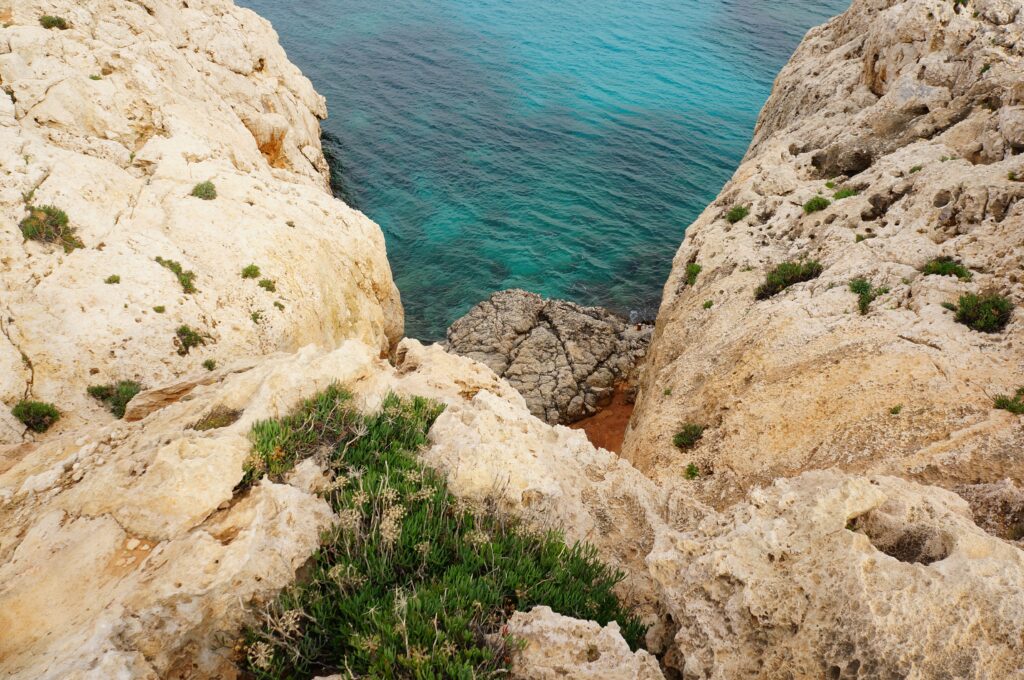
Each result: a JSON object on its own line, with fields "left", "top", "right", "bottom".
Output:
{"left": 446, "top": 290, "right": 651, "bottom": 424}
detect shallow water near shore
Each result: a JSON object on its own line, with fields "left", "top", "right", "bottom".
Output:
{"left": 238, "top": 0, "right": 849, "bottom": 340}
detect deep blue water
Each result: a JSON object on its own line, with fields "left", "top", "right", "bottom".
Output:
{"left": 237, "top": 0, "right": 849, "bottom": 340}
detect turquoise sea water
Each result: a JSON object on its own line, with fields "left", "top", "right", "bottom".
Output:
{"left": 238, "top": 0, "right": 849, "bottom": 340}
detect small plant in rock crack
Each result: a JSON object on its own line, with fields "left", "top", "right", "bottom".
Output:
{"left": 20, "top": 205, "right": 83, "bottom": 252}
{"left": 755, "top": 260, "right": 823, "bottom": 300}
{"left": 155, "top": 256, "right": 197, "bottom": 293}
{"left": 202, "top": 358, "right": 217, "bottom": 371}
{"left": 174, "top": 325, "right": 207, "bottom": 355}
{"left": 685, "top": 262, "right": 702, "bottom": 286}
{"left": 39, "top": 15, "right": 68, "bottom": 29}
{"left": 673, "top": 423, "right": 705, "bottom": 450}
{"left": 726, "top": 205, "right": 749, "bottom": 223}
{"left": 190, "top": 181, "right": 217, "bottom": 200}
{"left": 953, "top": 293, "right": 1014, "bottom": 333}
{"left": 833, "top": 187, "right": 858, "bottom": 200}
{"left": 909, "top": 165, "right": 923, "bottom": 174}
{"left": 11, "top": 400, "right": 60, "bottom": 432}
{"left": 87, "top": 380, "right": 143, "bottom": 419}
{"left": 994, "top": 387, "right": 1024, "bottom": 415}
{"left": 921, "top": 256, "right": 972, "bottom": 281}
{"left": 849, "top": 278, "right": 890, "bottom": 315}
{"left": 241, "top": 388, "right": 646, "bottom": 679}
{"left": 241, "top": 264, "right": 261, "bottom": 279}
{"left": 684, "top": 462, "right": 700, "bottom": 480}
{"left": 258, "top": 278, "right": 276, "bottom": 292}
{"left": 803, "top": 195, "right": 830, "bottom": 214}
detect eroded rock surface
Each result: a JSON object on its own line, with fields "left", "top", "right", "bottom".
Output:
{"left": 625, "top": 0, "right": 1024, "bottom": 507}
{"left": 0, "top": 0, "right": 402, "bottom": 443}
{"left": 446, "top": 289, "right": 651, "bottom": 424}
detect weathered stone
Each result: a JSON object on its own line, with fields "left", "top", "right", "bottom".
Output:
{"left": 446, "top": 289, "right": 650, "bottom": 424}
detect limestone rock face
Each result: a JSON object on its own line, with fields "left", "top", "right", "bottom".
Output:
{"left": 625, "top": 0, "right": 1024, "bottom": 507}
{"left": 0, "top": 338, "right": 528, "bottom": 679}
{"left": 446, "top": 289, "right": 651, "bottom": 424}
{"left": 505, "top": 606, "right": 665, "bottom": 680}
{"left": 651, "top": 472, "right": 1024, "bottom": 679}
{"left": 0, "top": 0, "right": 403, "bottom": 444}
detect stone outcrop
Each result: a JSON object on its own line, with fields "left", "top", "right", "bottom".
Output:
{"left": 446, "top": 289, "right": 650, "bottom": 424}
{"left": 0, "top": 0, "right": 402, "bottom": 443}
{"left": 625, "top": 0, "right": 1024, "bottom": 509}
{"left": 505, "top": 607, "right": 665, "bottom": 680}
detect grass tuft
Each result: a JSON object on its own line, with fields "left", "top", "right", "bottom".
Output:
{"left": 673, "top": 423, "right": 705, "bottom": 450}
{"left": 833, "top": 187, "right": 858, "bottom": 200}
{"left": 11, "top": 400, "right": 60, "bottom": 432}
{"left": 994, "top": 387, "right": 1024, "bottom": 415}
{"left": 755, "top": 260, "right": 823, "bottom": 300}
{"left": 202, "top": 358, "right": 217, "bottom": 371}
{"left": 684, "top": 262, "right": 702, "bottom": 287}
{"left": 803, "top": 195, "right": 830, "bottom": 214}
{"left": 849, "top": 278, "right": 889, "bottom": 315}
{"left": 87, "top": 380, "right": 142, "bottom": 419}
{"left": 725, "top": 205, "right": 749, "bottom": 223}
{"left": 20, "top": 205, "right": 83, "bottom": 252}
{"left": 953, "top": 293, "right": 1013, "bottom": 333}
{"left": 241, "top": 264, "right": 261, "bottom": 279}
{"left": 921, "top": 256, "right": 972, "bottom": 281}
{"left": 684, "top": 462, "right": 700, "bottom": 480}
{"left": 242, "top": 389, "right": 646, "bottom": 678}
{"left": 156, "top": 256, "right": 197, "bottom": 293}
{"left": 191, "top": 181, "right": 217, "bottom": 200}
{"left": 258, "top": 278, "right": 277, "bottom": 292}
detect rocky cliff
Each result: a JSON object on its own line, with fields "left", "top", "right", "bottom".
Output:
{"left": 2, "top": 0, "right": 1023, "bottom": 679}
{"left": 626, "top": 0, "right": 1024, "bottom": 517}
{"left": 0, "top": 0, "right": 402, "bottom": 443}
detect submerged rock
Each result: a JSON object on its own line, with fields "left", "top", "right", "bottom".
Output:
{"left": 446, "top": 289, "right": 651, "bottom": 425}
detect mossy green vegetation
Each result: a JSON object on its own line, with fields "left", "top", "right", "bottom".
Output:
{"left": 702, "top": 300, "right": 713, "bottom": 309}
{"left": 19, "top": 205, "right": 83, "bottom": 252}
{"left": 673, "top": 423, "right": 705, "bottom": 450}
{"left": 258, "top": 278, "right": 277, "bottom": 292}
{"left": 242, "top": 388, "right": 645, "bottom": 678}
{"left": 755, "top": 260, "right": 823, "bottom": 300}
{"left": 994, "top": 387, "right": 1024, "bottom": 415}
{"left": 803, "top": 195, "right": 830, "bottom": 214}
{"left": 87, "top": 380, "right": 142, "bottom": 419}
{"left": 175, "top": 325, "right": 206, "bottom": 355}
{"left": 953, "top": 293, "right": 1014, "bottom": 333}
{"left": 684, "top": 462, "right": 700, "bottom": 480}
{"left": 241, "top": 264, "right": 261, "bottom": 279}
{"left": 39, "top": 15, "right": 68, "bottom": 29}
{"left": 155, "top": 256, "right": 197, "bottom": 293}
{"left": 202, "top": 358, "right": 217, "bottom": 371}
{"left": 849, "top": 278, "right": 889, "bottom": 315}
{"left": 909, "top": 165, "right": 923, "bottom": 174}
{"left": 11, "top": 400, "right": 60, "bottom": 432}
{"left": 191, "top": 181, "right": 217, "bottom": 200}
{"left": 833, "top": 187, "right": 858, "bottom": 200}
{"left": 153, "top": 305, "right": 166, "bottom": 314}
{"left": 104, "top": 274, "right": 121, "bottom": 284}
{"left": 684, "top": 262, "right": 702, "bottom": 286}
{"left": 889, "top": 404, "right": 903, "bottom": 415}
{"left": 921, "top": 256, "right": 972, "bottom": 281}
{"left": 725, "top": 205, "right": 749, "bottom": 224}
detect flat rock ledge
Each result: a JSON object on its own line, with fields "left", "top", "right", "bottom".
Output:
{"left": 446, "top": 290, "right": 651, "bottom": 425}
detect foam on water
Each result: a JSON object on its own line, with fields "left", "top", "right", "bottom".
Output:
{"left": 238, "top": 0, "right": 849, "bottom": 339}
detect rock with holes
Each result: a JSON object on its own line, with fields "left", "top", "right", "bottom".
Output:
{"left": 625, "top": 0, "right": 1024, "bottom": 508}
{"left": 505, "top": 606, "right": 665, "bottom": 680}
{"left": 650, "top": 471, "right": 1024, "bottom": 679}
{"left": 446, "top": 289, "right": 651, "bottom": 424}
{"left": 0, "top": 0, "right": 402, "bottom": 443}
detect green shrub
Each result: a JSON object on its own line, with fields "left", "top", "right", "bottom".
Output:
{"left": 909, "top": 165, "right": 923, "bottom": 174}
{"left": 684, "top": 463, "right": 700, "bottom": 480}
{"left": 1009, "top": 171, "right": 1020, "bottom": 182}
{"left": 155, "top": 256, "right": 197, "bottom": 293}
{"left": 953, "top": 293, "right": 1014, "bottom": 333}
{"left": 11, "top": 400, "right": 60, "bottom": 432}
{"left": 241, "top": 264, "right": 261, "bottom": 279}
{"left": 994, "top": 388, "right": 1024, "bottom": 415}
{"left": 273, "top": 301, "right": 285, "bottom": 311}
{"left": 251, "top": 311, "right": 263, "bottom": 324}
{"left": 242, "top": 389, "right": 645, "bottom": 678}
{"left": 258, "top": 278, "right": 276, "bottom": 292}
{"left": 726, "top": 205, "right": 749, "bottom": 223}
{"left": 153, "top": 305, "right": 166, "bottom": 314}
{"left": 921, "top": 256, "right": 972, "bottom": 281}
{"left": 825, "top": 180, "right": 836, "bottom": 189}
{"left": 673, "top": 423, "right": 705, "bottom": 450}
{"left": 175, "top": 325, "right": 206, "bottom": 355}
{"left": 39, "top": 15, "right": 68, "bottom": 29}
{"left": 19, "top": 205, "right": 83, "bottom": 252}
{"left": 104, "top": 274, "right": 120, "bottom": 284}
{"left": 803, "top": 195, "right": 831, "bottom": 213}
{"left": 87, "top": 380, "right": 142, "bottom": 419}
{"left": 889, "top": 404, "right": 903, "bottom": 415}
{"left": 202, "top": 358, "right": 217, "bottom": 371}
{"left": 685, "top": 262, "right": 702, "bottom": 287}
{"left": 191, "top": 181, "right": 217, "bottom": 200}
{"left": 702, "top": 300, "right": 713, "bottom": 309}
{"left": 849, "top": 278, "right": 889, "bottom": 315}
{"left": 755, "top": 260, "right": 823, "bottom": 300}
{"left": 940, "top": 301, "right": 957, "bottom": 312}
{"left": 663, "top": 388, "right": 672, "bottom": 396}
{"left": 833, "top": 187, "right": 858, "bottom": 200}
